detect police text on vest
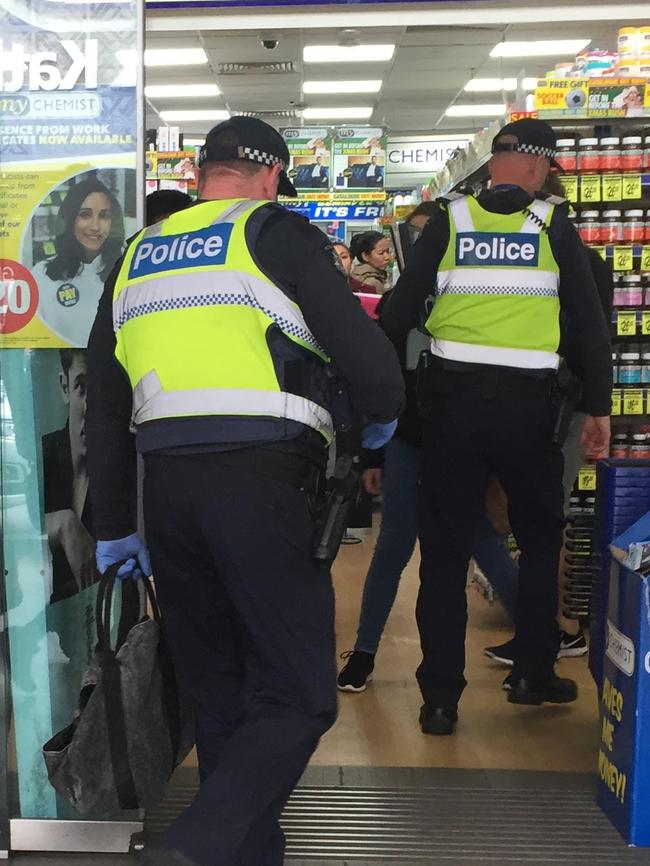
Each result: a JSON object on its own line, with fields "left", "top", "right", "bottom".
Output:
{"left": 129, "top": 224, "right": 233, "bottom": 278}
{"left": 455, "top": 232, "right": 540, "bottom": 268}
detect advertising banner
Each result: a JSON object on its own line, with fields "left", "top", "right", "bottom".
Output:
{"left": 0, "top": 0, "right": 142, "bottom": 822}
{"left": 333, "top": 127, "right": 386, "bottom": 193}
{"left": 534, "top": 78, "right": 649, "bottom": 118}
{"left": 0, "top": 0, "right": 140, "bottom": 350}
{"left": 282, "top": 201, "right": 384, "bottom": 221}
{"left": 282, "top": 127, "right": 332, "bottom": 194}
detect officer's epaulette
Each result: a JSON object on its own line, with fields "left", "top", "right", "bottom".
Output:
{"left": 435, "top": 191, "right": 465, "bottom": 208}
{"left": 536, "top": 193, "right": 567, "bottom": 206}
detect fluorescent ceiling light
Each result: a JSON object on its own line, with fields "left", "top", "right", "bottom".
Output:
{"left": 464, "top": 77, "right": 539, "bottom": 92}
{"left": 303, "top": 44, "right": 395, "bottom": 63}
{"left": 145, "top": 83, "right": 221, "bottom": 98}
{"left": 446, "top": 104, "right": 506, "bottom": 118}
{"left": 490, "top": 39, "right": 590, "bottom": 58}
{"left": 303, "top": 106, "right": 373, "bottom": 119}
{"left": 303, "top": 79, "right": 382, "bottom": 94}
{"left": 159, "top": 109, "right": 230, "bottom": 121}
{"left": 145, "top": 48, "right": 208, "bottom": 67}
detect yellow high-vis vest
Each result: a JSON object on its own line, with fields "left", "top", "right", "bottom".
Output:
{"left": 113, "top": 199, "right": 333, "bottom": 447}
{"left": 426, "top": 195, "right": 561, "bottom": 370}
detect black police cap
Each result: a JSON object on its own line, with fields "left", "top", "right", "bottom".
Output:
{"left": 492, "top": 118, "right": 561, "bottom": 169}
{"left": 198, "top": 116, "right": 298, "bottom": 198}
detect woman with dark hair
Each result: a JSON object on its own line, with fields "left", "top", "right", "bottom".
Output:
{"left": 34, "top": 176, "right": 125, "bottom": 347}
{"left": 350, "top": 230, "right": 392, "bottom": 293}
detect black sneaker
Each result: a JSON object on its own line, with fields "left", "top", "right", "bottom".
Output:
{"left": 558, "top": 627, "right": 588, "bottom": 658}
{"left": 337, "top": 650, "right": 374, "bottom": 692}
{"left": 508, "top": 675, "right": 578, "bottom": 706}
{"left": 419, "top": 705, "right": 458, "bottom": 736}
{"left": 484, "top": 639, "right": 515, "bottom": 667}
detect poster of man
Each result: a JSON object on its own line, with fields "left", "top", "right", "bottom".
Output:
{"left": 42, "top": 349, "right": 95, "bottom": 603}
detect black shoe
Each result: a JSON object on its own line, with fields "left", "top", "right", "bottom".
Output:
{"left": 419, "top": 705, "right": 458, "bottom": 736}
{"left": 558, "top": 627, "right": 588, "bottom": 658}
{"left": 484, "top": 638, "right": 515, "bottom": 667}
{"left": 487, "top": 630, "right": 588, "bottom": 668}
{"left": 507, "top": 675, "right": 578, "bottom": 706}
{"left": 337, "top": 650, "right": 375, "bottom": 692}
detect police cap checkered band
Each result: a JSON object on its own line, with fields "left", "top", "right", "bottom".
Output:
{"left": 492, "top": 118, "right": 560, "bottom": 167}
{"left": 237, "top": 145, "right": 287, "bottom": 170}
{"left": 492, "top": 142, "right": 557, "bottom": 158}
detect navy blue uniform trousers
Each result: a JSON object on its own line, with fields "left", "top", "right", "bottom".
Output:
{"left": 143, "top": 451, "right": 338, "bottom": 866}
{"left": 416, "top": 365, "right": 566, "bottom": 709}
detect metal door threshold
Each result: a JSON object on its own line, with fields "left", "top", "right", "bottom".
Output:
{"left": 144, "top": 767, "right": 649, "bottom": 864}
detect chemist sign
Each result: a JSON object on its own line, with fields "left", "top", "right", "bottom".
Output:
{"left": 386, "top": 136, "right": 471, "bottom": 187}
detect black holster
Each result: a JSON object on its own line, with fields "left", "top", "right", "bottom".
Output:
{"left": 312, "top": 455, "right": 359, "bottom": 568}
{"left": 550, "top": 361, "right": 582, "bottom": 446}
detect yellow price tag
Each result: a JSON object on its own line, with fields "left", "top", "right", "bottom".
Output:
{"left": 622, "top": 175, "right": 642, "bottom": 200}
{"left": 580, "top": 175, "right": 601, "bottom": 203}
{"left": 562, "top": 175, "right": 579, "bottom": 203}
{"left": 642, "top": 246, "right": 650, "bottom": 271}
{"left": 578, "top": 466, "right": 597, "bottom": 491}
{"left": 617, "top": 311, "right": 637, "bottom": 336}
{"left": 642, "top": 312, "right": 650, "bottom": 336}
{"left": 602, "top": 175, "right": 623, "bottom": 202}
{"left": 623, "top": 389, "right": 644, "bottom": 416}
{"left": 613, "top": 246, "right": 634, "bottom": 271}
{"left": 611, "top": 390, "right": 622, "bottom": 416}
{"left": 592, "top": 246, "right": 606, "bottom": 261}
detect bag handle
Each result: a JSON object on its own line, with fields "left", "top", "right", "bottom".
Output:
{"left": 95, "top": 564, "right": 161, "bottom": 654}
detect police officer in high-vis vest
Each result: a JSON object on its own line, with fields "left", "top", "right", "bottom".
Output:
{"left": 86, "top": 117, "right": 404, "bottom": 866}
{"left": 382, "top": 119, "right": 611, "bottom": 736}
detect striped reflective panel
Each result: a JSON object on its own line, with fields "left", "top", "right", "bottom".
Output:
{"left": 431, "top": 338, "right": 559, "bottom": 370}
{"left": 132, "top": 378, "right": 333, "bottom": 439}
{"left": 437, "top": 268, "right": 559, "bottom": 298}
{"left": 113, "top": 270, "right": 325, "bottom": 355}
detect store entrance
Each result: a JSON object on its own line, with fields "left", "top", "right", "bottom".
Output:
{"left": 2, "top": 0, "right": 650, "bottom": 861}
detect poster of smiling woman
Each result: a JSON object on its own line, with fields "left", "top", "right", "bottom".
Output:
{"left": 0, "top": 0, "right": 140, "bottom": 349}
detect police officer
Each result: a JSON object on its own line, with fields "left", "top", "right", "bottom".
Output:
{"left": 86, "top": 116, "right": 404, "bottom": 866}
{"left": 382, "top": 118, "right": 611, "bottom": 736}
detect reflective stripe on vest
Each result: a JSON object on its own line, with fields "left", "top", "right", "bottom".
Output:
{"left": 426, "top": 194, "right": 561, "bottom": 370}
{"left": 133, "top": 371, "right": 333, "bottom": 439}
{"left": 112, "top": 198, "right": 333, "bottom": 443}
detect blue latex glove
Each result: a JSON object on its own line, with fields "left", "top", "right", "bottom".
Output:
{"left": 362, "top": 420, "right": 398, "bottom": 450}
{"left": 96, "top": 533, "right": 152, "bottom": 581}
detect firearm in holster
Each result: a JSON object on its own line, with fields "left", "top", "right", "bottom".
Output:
{"left": 551, "top": 361, "right": 582, "bottom": 446}
{"left": 312, "top": 455, "right": 359, "bottom": 568}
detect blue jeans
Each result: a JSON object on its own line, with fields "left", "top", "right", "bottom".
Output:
{"left": 354, "top": 437, "right": 518, "bottom": 654}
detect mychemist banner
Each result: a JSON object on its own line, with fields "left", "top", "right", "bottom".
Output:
{"left": 0, "top": 0, "right": 142, "bottom": 824}
{"left": 281, "top": 127, "right": 332, "bottom": 194}
{"left": 0, "top": 0, "right": 140, "bottom": 349}
{"left": 333, "top": 127, "right": 386, "bottom": 193}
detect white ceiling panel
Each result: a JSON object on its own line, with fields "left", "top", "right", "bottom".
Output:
{"left": 144, "top": 14, "right": 646, "bottom": 137}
